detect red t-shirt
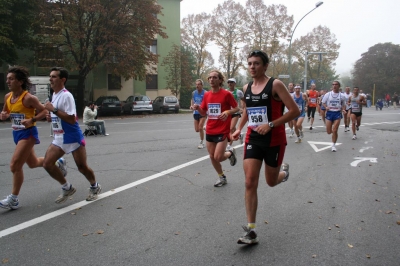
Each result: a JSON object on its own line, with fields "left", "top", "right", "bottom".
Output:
{"left": 308, "top": 90, "right": 318, "bottom": 107}
{"left": 200, "top": 88, "right": 238, "bottom": 135}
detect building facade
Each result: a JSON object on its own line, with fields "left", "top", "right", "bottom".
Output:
{"left": 0, "top": 0, "right": 181, "bottom": 108}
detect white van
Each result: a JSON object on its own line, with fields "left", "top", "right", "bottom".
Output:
{"left": 29, "top": 76, "right": 50, "bottom": 103}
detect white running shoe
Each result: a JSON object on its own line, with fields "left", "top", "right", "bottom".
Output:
{"left": 226, "top": 145, "right": 232, "bottom": 151}
{"left": 289, "top": 129, "right": 294, "bottom": 138}
{"left": 352, "top": 135, "right": 357, "bottom": 140}
{"left": 0, "top": 195, "right": 19, "bottom": 210}
{"left": 295, "top": 138, "right": 302, "bottom": 143}
{"left": 56, "top": 158, "right": 68, "bottom": 177}
{"left": 331, "top": 146, "right": 337, "bottom": 152}
{"left": 197, "top": 142, "right": 205, "bottom": 149}
{"left": 299, "top": 130, "right": 304, "bottom": 139}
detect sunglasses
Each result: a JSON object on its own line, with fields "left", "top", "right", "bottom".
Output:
{"left": 249, "top": 50, "right": 269, "bottom": 64}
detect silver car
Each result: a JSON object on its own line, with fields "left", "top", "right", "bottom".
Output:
{"left": 122, "top": 95, "right": 153, "bottom": 114}
{"left": 152, "top": 96, "right": 180, "bottom": 114}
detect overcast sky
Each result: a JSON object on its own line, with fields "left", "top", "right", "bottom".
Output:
{"left": 180, "top": 0, "right": 400, "bottom": 76}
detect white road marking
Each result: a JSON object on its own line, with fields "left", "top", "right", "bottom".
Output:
{"left": 307, "top": 141, "right": 342, "bottom": 152}
{"left": 0, "top": 143, "right": 243, "bottom": 239}
{"left": 350, "top": 157, "right": 377, "bottom": 167}
{"left": 360, "top": 147, "right": 373, "bottom": 153}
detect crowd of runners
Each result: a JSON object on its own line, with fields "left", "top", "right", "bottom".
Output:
{"left": 0, "top": 50, "right": 380, "bottom": 246}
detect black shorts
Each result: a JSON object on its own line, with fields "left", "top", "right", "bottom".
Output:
{"left": 206, "top": 133, "right": 230, "bottom": 143}
{"left": 243, "top": 143, "right": 286, "bottom": 168}
{"left": 232, "top": 113, "right": 241, "bottom": 118}
{"left": 307, "top": 107, "right": 316, "bottom": 118}
{"left": 193, "top": 114, "right": 206, "bottom": 121}
{"left": 351, "top": 112, "right": 362, "bottom": 117}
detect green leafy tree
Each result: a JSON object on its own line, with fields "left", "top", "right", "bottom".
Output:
{"left": 162, "top": 44, "right": 195, "bottom": 99}
{"left": 292, "top": 25, "right": 340, "bottom": 89}
{"left": 0, "top": 0, "right": 39, "bottom": 64}
{"left": 38, "top": 0, "right": 166, "bottom": 114}
{"left": 352, "top": 43, "right": 400, "bottom": 95}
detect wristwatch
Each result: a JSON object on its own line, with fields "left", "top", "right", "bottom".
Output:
{"left": 53, "top": 108, "right": 58, "bottom": 114}
{"left": 32, "top": 117, "right": 36, "bottom": 123}
{"left": 268, "top": 122, "right": 274, "bottom": 128}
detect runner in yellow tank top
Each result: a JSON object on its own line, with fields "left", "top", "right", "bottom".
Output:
{"left": 0, "top": 66, "right": 51, "bottom": 210}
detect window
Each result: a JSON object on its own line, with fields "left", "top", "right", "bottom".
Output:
{"left": 146, "top": 75, "right": 158, "bottom": 90}
{"left": 0, "top": 73, "right": 4, "bottom": 91}
{"left": 149, "top": 40, "right": 157, "bottom": 54}
{"left": 108, "top": 74, "right": 121, "bottom": 91}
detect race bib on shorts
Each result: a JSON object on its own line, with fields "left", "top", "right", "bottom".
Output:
{"left": 247, "top": 106, "right": 268, "bottom": 129}
{"left": 52, "top": 116, "right": 64, "bottom": 135}
{"left": 208, "top": 103, "right": 221, "bottom": 119}
{"left": 10, "top": 113, "right": 25, "bottom": 130}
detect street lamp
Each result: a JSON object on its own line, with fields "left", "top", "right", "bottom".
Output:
{"left": 288, "top": 1, "right": 324, "bottom": 82}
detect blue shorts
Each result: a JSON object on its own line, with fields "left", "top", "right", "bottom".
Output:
{"left": 325, "top": 111, "right": 342, "bottom": 122}
{"left": 294, "top": 112, "right": 305, "bottom": 121}
{"left": 320, "top": 104, "right": 326, "bottom": 110}
{"left": 13, "top": 126, "right": 40, "bottom": 145}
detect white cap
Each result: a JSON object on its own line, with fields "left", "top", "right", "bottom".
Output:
{"left": 294, "top": 85, "right": 301, "bottom": 89}
{"left": 227, "top": 78, "right": 236, "bottom": 83}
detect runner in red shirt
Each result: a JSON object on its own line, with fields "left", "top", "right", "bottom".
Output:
{"left": 192, "top": 70, "right": 239, "bottom": 187}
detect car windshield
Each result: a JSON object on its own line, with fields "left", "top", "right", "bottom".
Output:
{"left": 103, "top": 98, "right": 119, "bottom": 103}
{"left": 165, "top": 97, "right": 177, "bottom": 103}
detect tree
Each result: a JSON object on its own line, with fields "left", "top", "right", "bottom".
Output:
{"left": 243, "top": 0, "right": 293, "bottom": 77}
{"left": 210, "top": 0, "right": 247, "bottom": 78}
{"left": 291, "top": 25, "right": 340, "bottom": 89}
{"left": 181, "top": 12, "right": 215, "bottom": 78}
{"left": 161, "top": 44, "right": 195, "bottom": 98}
{"left": 352, "top": 43, "right": 400, "bottom": 95}
{"left": 0, "top": 0, "right": 39, "bottom": 65}
{"left": 39, "top": 0, "right": 167, "bottom": 114}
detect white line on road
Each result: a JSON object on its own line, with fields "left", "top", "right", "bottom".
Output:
{"left": 0, "top": 143, "right": 242, "bottom": 239}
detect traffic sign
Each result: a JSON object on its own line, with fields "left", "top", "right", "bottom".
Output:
{"left": 278, "top": 75, "right": 290, "bottom": 79}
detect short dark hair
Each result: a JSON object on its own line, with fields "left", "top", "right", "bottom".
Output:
{"left": 248, "top": 50, "right": 269, "bottom": 65}
{"left": 8, "top": 66, "right": 32, "bottom": 91}
{"left": 51, "top": 67, "right": 69, "bottom": 85}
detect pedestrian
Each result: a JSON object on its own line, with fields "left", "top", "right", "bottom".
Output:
{"left": 293, "top": 84, "right": 309, "bottom": 143}
{"left": 0, "top": 66, "right": 54, "bottom": 209}
{"left": 43, "top": 67, "right": 101, "bottom": 203}
{"left": 306, "top": 83, "right": 318, "bottom": 130}
{"left": 321, "top": 81, "right": 347, "bottom": 152}
{"left": 342, "top": 86, "right": 352, "bottom": 132}
{"left": 83, "top": 102, "right": 109, "bottom": 136}
{"left": 392, "top": 92, "right": 398, "bottom": 110}
{"left": 190, "top": 79, "right": 207, "bottom": 149}
{"left": 226, "top": 78, "right": 244, "bottom": 150}
{"left": 231, "top": 50, "right": 299, "bottom": 244}
{"left": 348, "top": 87, "right": 366, "bottom": 140}
{"left": 286, "top": 83, "right": 295, "bottom": 137}
{"left": 191, "top": 70, "right": 239, "bottom": 187}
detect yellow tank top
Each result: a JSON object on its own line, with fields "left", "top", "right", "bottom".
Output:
{"left": 6, "top": 91, "right": 36, "bottom": 128}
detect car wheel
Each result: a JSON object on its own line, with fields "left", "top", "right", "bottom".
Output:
{"left": 130, "top": 108, "right": 134, "bottom": 115}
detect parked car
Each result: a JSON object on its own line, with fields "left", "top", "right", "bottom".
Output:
{"left": 94, "top": 96, "right": 122, "bottom": 116}
{"left": 122, "top": 95, "right": 153, "bottom": 114}
{"left": 152, "top": 96, "right": 180, "bottom": 114}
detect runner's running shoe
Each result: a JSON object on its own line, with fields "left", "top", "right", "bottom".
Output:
{"left": 214, "top": 175, "right": 227, "bottom": 187}
{"left": 0, "top": 195, "right": 19, "bottom": 210}
{"left": 55, "top": 185, "right": 76, "bottom": 204}
{"left": 237, "top": 225, "right": 259, "bottom": 244}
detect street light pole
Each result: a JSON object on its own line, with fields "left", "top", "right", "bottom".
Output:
{"left": 288, "top": 1, "right": 323, "bottom": 82}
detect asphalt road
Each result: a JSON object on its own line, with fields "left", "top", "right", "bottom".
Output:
{"left": 0, "top": 107, "right": 399, "bottom": 266}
